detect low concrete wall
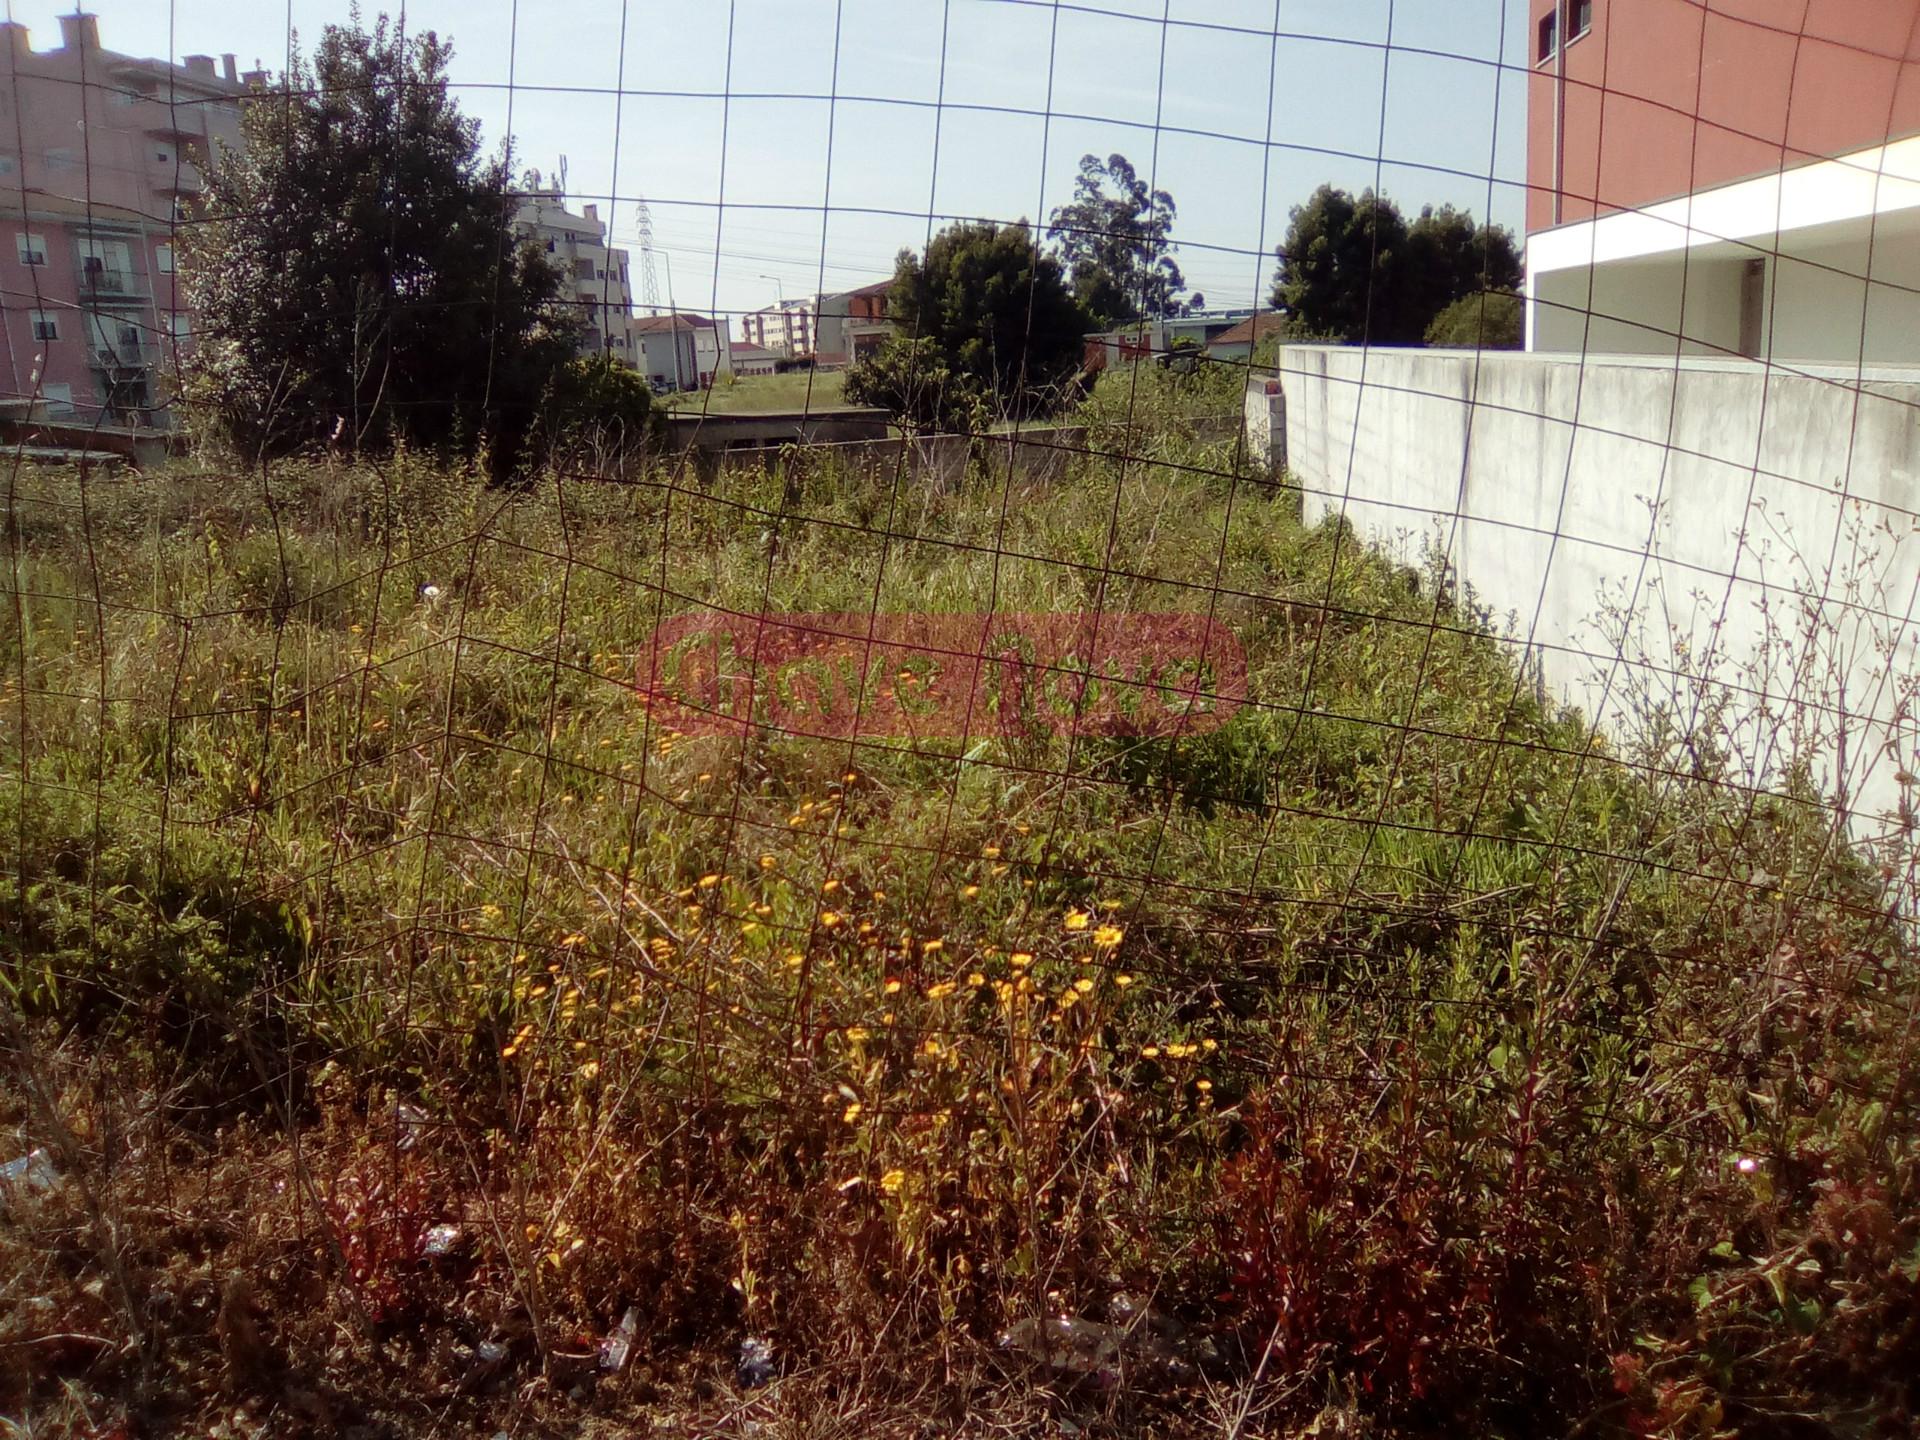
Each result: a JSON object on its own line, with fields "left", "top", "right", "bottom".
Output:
{"left": 687, "top": 419, "right": 1240, "bottom": 487}
{"left": 1267, "top": 344, "right": 1920, "bottom": 847}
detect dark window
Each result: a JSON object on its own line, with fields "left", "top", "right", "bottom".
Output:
{"left": 1538, "top": 9, "right": 1557, "bottom": 62}
{"left": 1569, "top": 0, "right": 1592, "bottom": 39}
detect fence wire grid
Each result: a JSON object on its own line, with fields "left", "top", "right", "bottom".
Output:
{"left": 4, "top": 2, "right": 1920, "bottom": 1438}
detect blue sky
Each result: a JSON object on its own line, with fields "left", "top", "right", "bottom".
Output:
{"left": 15, "top": 0, "right": 1534, "bottom": 323}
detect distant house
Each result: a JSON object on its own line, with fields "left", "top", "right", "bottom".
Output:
{"left": 1526, "top": 0, "right": 1920, "bottom": 362}
{"left": 680, "top": 314, "right": 732, "bottom": 387}
{"left": 1084, "top": 311, "right": 1254, "bottom": 374}
{"left": 814, "top": 278, "right": 895, "bottom": 368}
{"left": 632, "top": 315, "right": 701, "bottom": 393}
{"left": 1206, "top": 311, "right": 1287, "bottom": 363}
{"left": 729, "top": 342, "right": 779, "bottom": 377}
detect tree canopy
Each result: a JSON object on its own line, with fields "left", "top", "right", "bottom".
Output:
{"left": 1046, "top": 153, "right": 1187, "bottom": 326}
{"left": 872, "top": 220, "right": 1090, "bottom": 425}
{"left": 1424, "top": 291, "right": 1524, "bottom": 350}
{"left": 1270, "top": 185, "right": 1522, "bottom": 345}
{"left": 184, "top": 16, "right": 581, "bottom": 470}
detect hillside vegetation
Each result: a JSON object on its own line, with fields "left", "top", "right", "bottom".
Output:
{"left": 2, "top": 367, "right": 1915, "bottom": 1438}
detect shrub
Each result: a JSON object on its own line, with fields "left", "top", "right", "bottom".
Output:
{"left": 1424, "top": 290, "right": 1524, "bottom": 349}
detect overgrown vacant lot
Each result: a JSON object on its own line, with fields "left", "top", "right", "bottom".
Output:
{"left": 3, "top": 373, "right": 1916, "bottom": 1438}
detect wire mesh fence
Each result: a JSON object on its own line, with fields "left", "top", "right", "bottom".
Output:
{"left": 3, "top": 2, "right": 1919, "bottom": 1436}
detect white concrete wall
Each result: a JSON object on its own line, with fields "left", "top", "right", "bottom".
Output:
{"left": 1270, "top": 344, "right": 1920, "bottom": 851}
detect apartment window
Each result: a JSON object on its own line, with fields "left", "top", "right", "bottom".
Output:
{"left": 1568, "top": 0, "right": 1592, "bottom": 39}
{"left": 0, "top": 154, "right": 16, "bottom": 176}
{"left": 40, "top": 382, "right": 74, "bottom": 414}
{"left": 45, "top": 148, "right": 77, "bottom": 174}
{"left": 16, "top": 231, "right": 47, "bottom": 265}
{"left": 155, "top": 243, "right": 174, "bottom": 273}
{"left": 1537, "top": 8, "right": 1557, "bottom": 62}
{"left": 169, "top": 313, "right": 191, "bottom": 341}
{"left": 31, "top": 310, "right": 60, "bottom": 341}
{"left": 155, "top": 146, "right": 175, "bottom": 165}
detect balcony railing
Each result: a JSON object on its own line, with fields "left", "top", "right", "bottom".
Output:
{"left": 79, "top": 268, "right": 144, "bottom": 299}
{"left": 89, "top": 342, "right": 156, "bottom": 371}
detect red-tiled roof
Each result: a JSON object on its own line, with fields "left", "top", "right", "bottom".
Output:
{"left": 631, "top": 314, "right": 707, "bottom": 333}
{"left": 1208, "top": 311, "right": 1287, "bottom": 347}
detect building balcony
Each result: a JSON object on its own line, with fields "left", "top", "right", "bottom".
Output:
{"left": 153, "top": 161, "right": 208, "bottom": 196}
{"left": 78, "top": 268, "right": 147, "bottom": 301}
{"left": 146, "top": 117, "right": 206, "bottom": 143}
{"left": 88, "top": 341, "right": 158, "bottom": 372}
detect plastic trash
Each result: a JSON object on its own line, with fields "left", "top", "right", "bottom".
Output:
{"left": 600, "top": 1305, "right": 640, "bottom": 1373}
{"left": 999, "top": 1303, "right": 1211, "bottom": 1388}
{"left": 457, "top": 1339, "right": 512, "bottom": 1393}
{"left": 736, "top": 1335, "right": 775, "bottom": 1388}
{"left": 394, "top": 1102, "right": 429, "bottom": 1151}
{"left": 421, "top": 1223, "right": 465, "bottom": 1259}
{"left": 0, "top": 1148, "right": 59, "bottom": 1206}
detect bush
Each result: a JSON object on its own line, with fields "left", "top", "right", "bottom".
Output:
{"left": 1425, "top": 290, "right": 1524, "bottom": 349}
{"left": 541, "top": 355, "right": 656, "bottom": 464}
{"left": 844, "top": 336, "right": 984, "bottom": 434}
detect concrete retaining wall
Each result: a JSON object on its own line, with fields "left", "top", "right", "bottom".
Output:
{"left": 692, "top": 418, "right": 1240, "bottom": 487}
{"left": 1263, "top": 344, "right": 1920, "bottom": 848}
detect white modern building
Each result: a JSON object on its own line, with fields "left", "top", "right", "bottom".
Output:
{"left": 1524, "top": 0, "right": 1920, "bottom": 364}
{"left": 740, "top": 298, "right": 813, "bottom": 359}
{"left": 513, "top": 186, "right": 641, "bottom": 364}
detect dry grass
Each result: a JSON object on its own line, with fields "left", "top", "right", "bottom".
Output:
{"left": 3, "top": 366, "right": 1917, "bottom": 1437}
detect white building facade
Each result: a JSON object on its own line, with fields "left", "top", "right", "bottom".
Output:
{"left": 512, "top": 187, "right": 642, "bottom": 364}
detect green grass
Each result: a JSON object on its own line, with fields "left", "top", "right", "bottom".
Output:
{"left": 662, "top": 367, "right": 851, "bottom": 413}
{"left": 2, "top": 365, "right": 1915, "bottom": 1437}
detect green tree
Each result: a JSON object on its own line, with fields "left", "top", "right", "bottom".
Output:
{"left": 1269, "top": 186, "right": 1521, "bottom": 346}
{"left": 885, "top": 221, "right": 1090, "bottom": 423}
{"left": 1424, "top": 291, "right": 1523, "bottom": 349}
{"left": 183, "top": 15, "right": 581, "bottom": 471}
{"left": 1403, "top": 203, "right": 1524, "bottom": 335}
{"left": 1046, "top": 152, "right": 1187, "bottom": 326}
{"left": 1270, "top": 186, "right": 1414, "bottom": 344}
{"left": 543, "top": 354, "right": 656, "bottom": 457}
{"left": 843, "top": 336, "right": 983, "bottom": 435}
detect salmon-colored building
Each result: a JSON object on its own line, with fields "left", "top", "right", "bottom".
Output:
{"left": 1, "top": 13, "right": 251, "bottom": 428}
{"left": 1525, "top": 0, "right": 1920, "bottom": 362}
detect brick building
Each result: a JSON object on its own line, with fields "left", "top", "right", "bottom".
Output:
{"left": 1526, "top": 0, "right": 1920, "bottom": 362}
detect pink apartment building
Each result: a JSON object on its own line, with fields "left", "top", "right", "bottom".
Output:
{"left": 1, "top": 13, "right": 252, "bottom": 428}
